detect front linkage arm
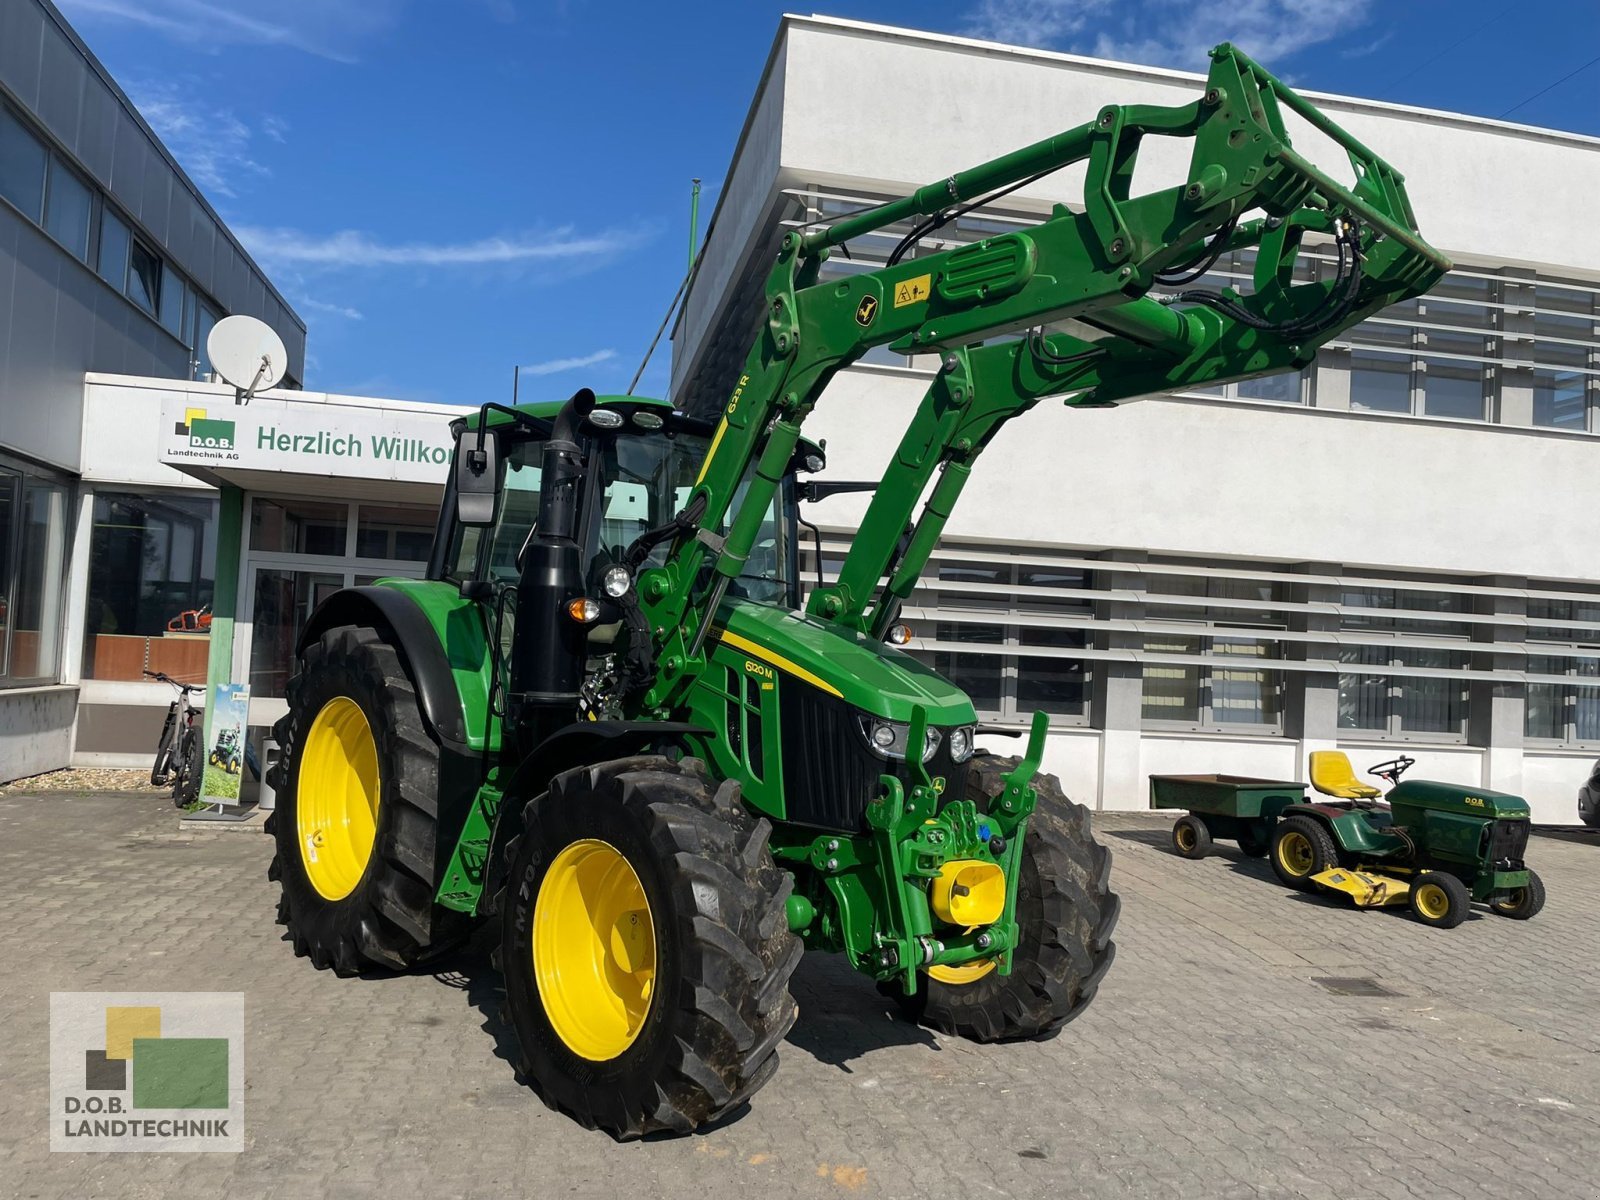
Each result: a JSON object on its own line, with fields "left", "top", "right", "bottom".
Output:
{"left": 635, "top": 43, "right": 1449, "bottom": 706}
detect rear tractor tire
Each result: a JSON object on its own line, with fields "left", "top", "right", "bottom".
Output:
{"left": 266, "top": 625, "right": 464, "bottom": 975}
{"left": 1490, "top": 869, "right": 1545, "bottom": 920}
{"left": 495, "top": 757, "right": 802, "bottom": 1139}
{"left": 1171, "top": 814, "right": 1212, "bottom": 859}
{"left": 1270, "top": 815, "right": 1339, "bottom": 891}
{"left": 886, "top": 755, "right": 1120, "bottom": 1042}
{"left": 1410, "top": 871, "right": 1471, "bottom": 929}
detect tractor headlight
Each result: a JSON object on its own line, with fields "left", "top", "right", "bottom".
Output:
{"left": 948, "top": 725, "right": 975, "bottom": 764}
{"left": 860, "top": 717, "right": 941, "bottom": 763}
{"left": 601, "top": 565, "right": 633, "bottom": 598}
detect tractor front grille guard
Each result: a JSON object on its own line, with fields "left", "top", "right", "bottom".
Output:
{"left": 1485, "top": 817, "right": 1531, "bottom": 869}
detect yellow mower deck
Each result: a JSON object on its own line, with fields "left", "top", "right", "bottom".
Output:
{"left": 1311, "top": 868, "right": 1412, "bottom": 909}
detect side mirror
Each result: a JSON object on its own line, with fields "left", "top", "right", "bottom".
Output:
{"left": 455, "top": 428, "right": 500, "bottom": 526}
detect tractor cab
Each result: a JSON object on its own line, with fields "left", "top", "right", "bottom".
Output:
{"left": 436, "top": 394, "right": 817, "bottom": 611}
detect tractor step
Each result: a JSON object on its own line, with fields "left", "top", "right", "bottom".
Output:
{"left": 436, "top": 783, "right": 504, "bottom": 913}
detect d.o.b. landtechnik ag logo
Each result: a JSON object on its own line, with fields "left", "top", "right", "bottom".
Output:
{"left": 50, "top": 992, "right": 243, "bottom": 1152}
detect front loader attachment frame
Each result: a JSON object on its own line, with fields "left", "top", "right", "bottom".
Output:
{"left": 635, "top": 43, "right": 1450, "bottom": 691}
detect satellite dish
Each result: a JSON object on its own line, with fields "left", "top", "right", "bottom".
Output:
{"left": 207, "top": 314, "right": 288, "bottom": 402}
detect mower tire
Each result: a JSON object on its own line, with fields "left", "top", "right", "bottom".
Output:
{"left": 1171, "top": 814, "right": 1212, "bottom": 859}
{"left": 496, "top": 757, "right": 801, "bottom": 1140}
{"left": 1270, "top": 815, "right": 1339, "bottom": 891}
{"left": 267, "top": 624, "right": 465, "bottom": 975}
{"left": 1410, "top": 871, "right": 1470, "bottom": 929}
{"left": 1490, "top": 869, "right": 1545, "bottom": 920}
{"left": 885, "top": 755, "right": 1120, "bottom": 1043}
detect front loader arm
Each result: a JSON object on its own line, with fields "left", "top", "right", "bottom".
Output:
{"left": 635, "top": 43, "right": 1449, "bottom": 708}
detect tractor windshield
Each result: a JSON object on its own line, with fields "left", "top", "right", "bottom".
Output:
{"left": 449, "top": 427, "right": 791, "bottom": 606}
{"left": 595, "top": 432, "right": 790, "bottom": 605}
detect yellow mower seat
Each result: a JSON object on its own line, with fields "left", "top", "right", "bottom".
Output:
{"left": 1309, "top": 751, "right": 1382, "bottom": 800}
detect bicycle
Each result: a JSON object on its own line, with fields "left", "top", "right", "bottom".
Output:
{"left": 144, "top": 670, "right": 204, "bottom": 795}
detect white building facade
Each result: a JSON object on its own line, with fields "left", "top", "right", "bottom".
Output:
{"left": 672, "top": 17, "right": 1600, "bottom": 823}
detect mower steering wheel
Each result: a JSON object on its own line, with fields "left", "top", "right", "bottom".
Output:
{"left": 1367, "top": 755, "right": 1416, "bottom": 784}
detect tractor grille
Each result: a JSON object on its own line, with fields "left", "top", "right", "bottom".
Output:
{"left": 1486, "top": 818, "right": 1530, "bottom": 868}
{"left": 777, "top": 677, "right": 969, "bottom": 832}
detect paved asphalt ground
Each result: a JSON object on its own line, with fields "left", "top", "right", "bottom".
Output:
{"left": 2, "top": 789, "right": 1597, "bottom": 1199}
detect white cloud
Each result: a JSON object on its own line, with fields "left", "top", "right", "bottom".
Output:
{"left": 234, "top": 225, "right": 646, "bottom": 270}
{"left": 55, "top": 0, "right": 400, "bottom": 62}
{"left": 518, "top": 349, "right": 616, "bottom": 377}
{"left": 122, "top": 78, "right": 280, "bottom": 198}
{"left": 965, "top": 0, "right": 1374, "bottom": 70}
{"left": 294, "top": 297, "right": 364, "bottom": 320}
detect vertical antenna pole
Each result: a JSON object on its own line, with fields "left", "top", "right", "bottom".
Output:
{"left": 688, "top": 177, "right": 702, "bottom": 273}
{"left": 512, "top": 363, "right": 520, "bottom": 407}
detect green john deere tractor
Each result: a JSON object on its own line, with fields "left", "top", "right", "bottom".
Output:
{"left": 266, "top": 44, "right": 1449, "bottom": 1137}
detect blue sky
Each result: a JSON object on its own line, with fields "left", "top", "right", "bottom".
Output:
{"left": 55, "top": 0, "right": 1600, "bottom": 408}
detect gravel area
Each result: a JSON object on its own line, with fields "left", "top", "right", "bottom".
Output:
{"left": 0, "top": 767, "right": 167, "bottom": 795}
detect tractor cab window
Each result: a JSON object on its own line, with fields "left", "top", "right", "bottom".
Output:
{"left": 591, "top": 431, "right": 789, "bottom": 605}
{"left": 486, "top": 441, "right": 544, "bottom": 582}
{"left": 443, "top": 432, "right": 545, "bottom": 584}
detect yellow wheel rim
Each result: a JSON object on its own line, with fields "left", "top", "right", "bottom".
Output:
{"left": 1276, "top": 831, "right": 1314, "bottom": 876}
{"left": 1415, "top": 883, "right": 1450, "bottom": 920}
{"left": 296, "top": 696, "right": 381, "bottom": 901}
{"left": 1497, "top": 888, "right": 1525, "bottom": 911}
{"left": 533, "top": 839, "right": 657, "bottom": 1061}
{"left": 928, "top": 959, "right": 997, "bottom": 985}
{"left": 1175, "top": 823, "right": 1196, "bottom": 852}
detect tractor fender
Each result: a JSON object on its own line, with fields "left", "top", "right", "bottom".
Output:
{"left": 1282, "top": 801, "right": 1397, "bottom": 857}
{"left": 297, "top": 586, "right": 472, "bottom": 753}
{"left": 483, "top": 720, "right": 710, "bottom": 900}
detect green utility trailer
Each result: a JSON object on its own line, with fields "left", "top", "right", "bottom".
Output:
{"left": 264, "top": 43, "right": 1450, "bottom": 1138}
{"left": 1150, "top": 774, "right": 1307, "bottom": 858}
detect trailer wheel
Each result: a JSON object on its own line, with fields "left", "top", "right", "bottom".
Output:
{"left": 885, "top": 755, "right": 1119, "bottom": 1042}
{"left": 1235, "top": 826, "right": 1270, "bottom": 858}
{"left": 1172, "top": 815, "right": 1212, "bottom": 859}
{"left": 1410, "top": 871, "right": 1470, "bottom": 928}
{"left": 1490, "top": 869, "right": 1545, "bottom": 920}
{"left": 1270, "top": 815, "right": 1338, "bottom": 891}
{"left": 495, "top": 757, "right": 801, "bottom": 1139}
{"left": 267, "top": 625, "right": 465, "bottom": 975}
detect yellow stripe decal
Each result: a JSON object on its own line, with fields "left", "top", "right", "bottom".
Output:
{"left": 695, "top": 417, "right": 729, "bottom": 486}
{"left": 718, "top": 630, "right": 842, "bottom": 697}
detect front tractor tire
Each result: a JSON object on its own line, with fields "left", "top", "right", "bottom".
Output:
{"left": 267, "top": 625, "right": 462, "bottom": 974}
{"left": 888, "top": 755, "right": 1120, "bottom": 1042}
{"left": 496, "top": 757, "right": 802, "bottom": 1139}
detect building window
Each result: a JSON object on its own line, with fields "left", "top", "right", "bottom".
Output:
{"left": 97, "top": 208, "right": 131, "bottom": 289}
{"left": 127, "top": 239, "right": 162, "bottom": 314}
{"left": 1141, "top": 573, "right": 1282, "bottom": 729}
{"left": 912, "top": 556, "right": 1092, "bottom": 723}
{"left": 1337, "top": 585, "right": 1469, "bottom": 738}
{"left": 44, "top": 158, "right": 92, "bottom": 261}
{"left": 0, "top": 462, "right": 71, "bottom": 687}
{"left": 80, "top": 492, "right": 217, "bottom": 683}
{"left": 251, "top": 498, "right": 349, "bottom": 556}
{"left": 355, "top": 504, "right": 434, "bottom": 563}
{"left": 1525, "top": 595, "right": 1600, "bottom": 744}
{"left": 0, "top": 104, "right": 47, "bottom": 222}
{"left": 249, "top": 569, "right": 345, "bottom": 699}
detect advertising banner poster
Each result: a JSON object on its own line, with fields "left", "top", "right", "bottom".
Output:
{"left": 201, "top": 685, "right": 250, "bottom": 806}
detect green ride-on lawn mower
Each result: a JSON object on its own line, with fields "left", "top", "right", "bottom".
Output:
{"left": 1267, "top": 751, "right": 1544, "bottom": 929}
{"left": 265, "top": 45, "right": 1449, "bottom": 1137}
{"left": 209, "top": 728, "right": 242, "bottom": 775}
